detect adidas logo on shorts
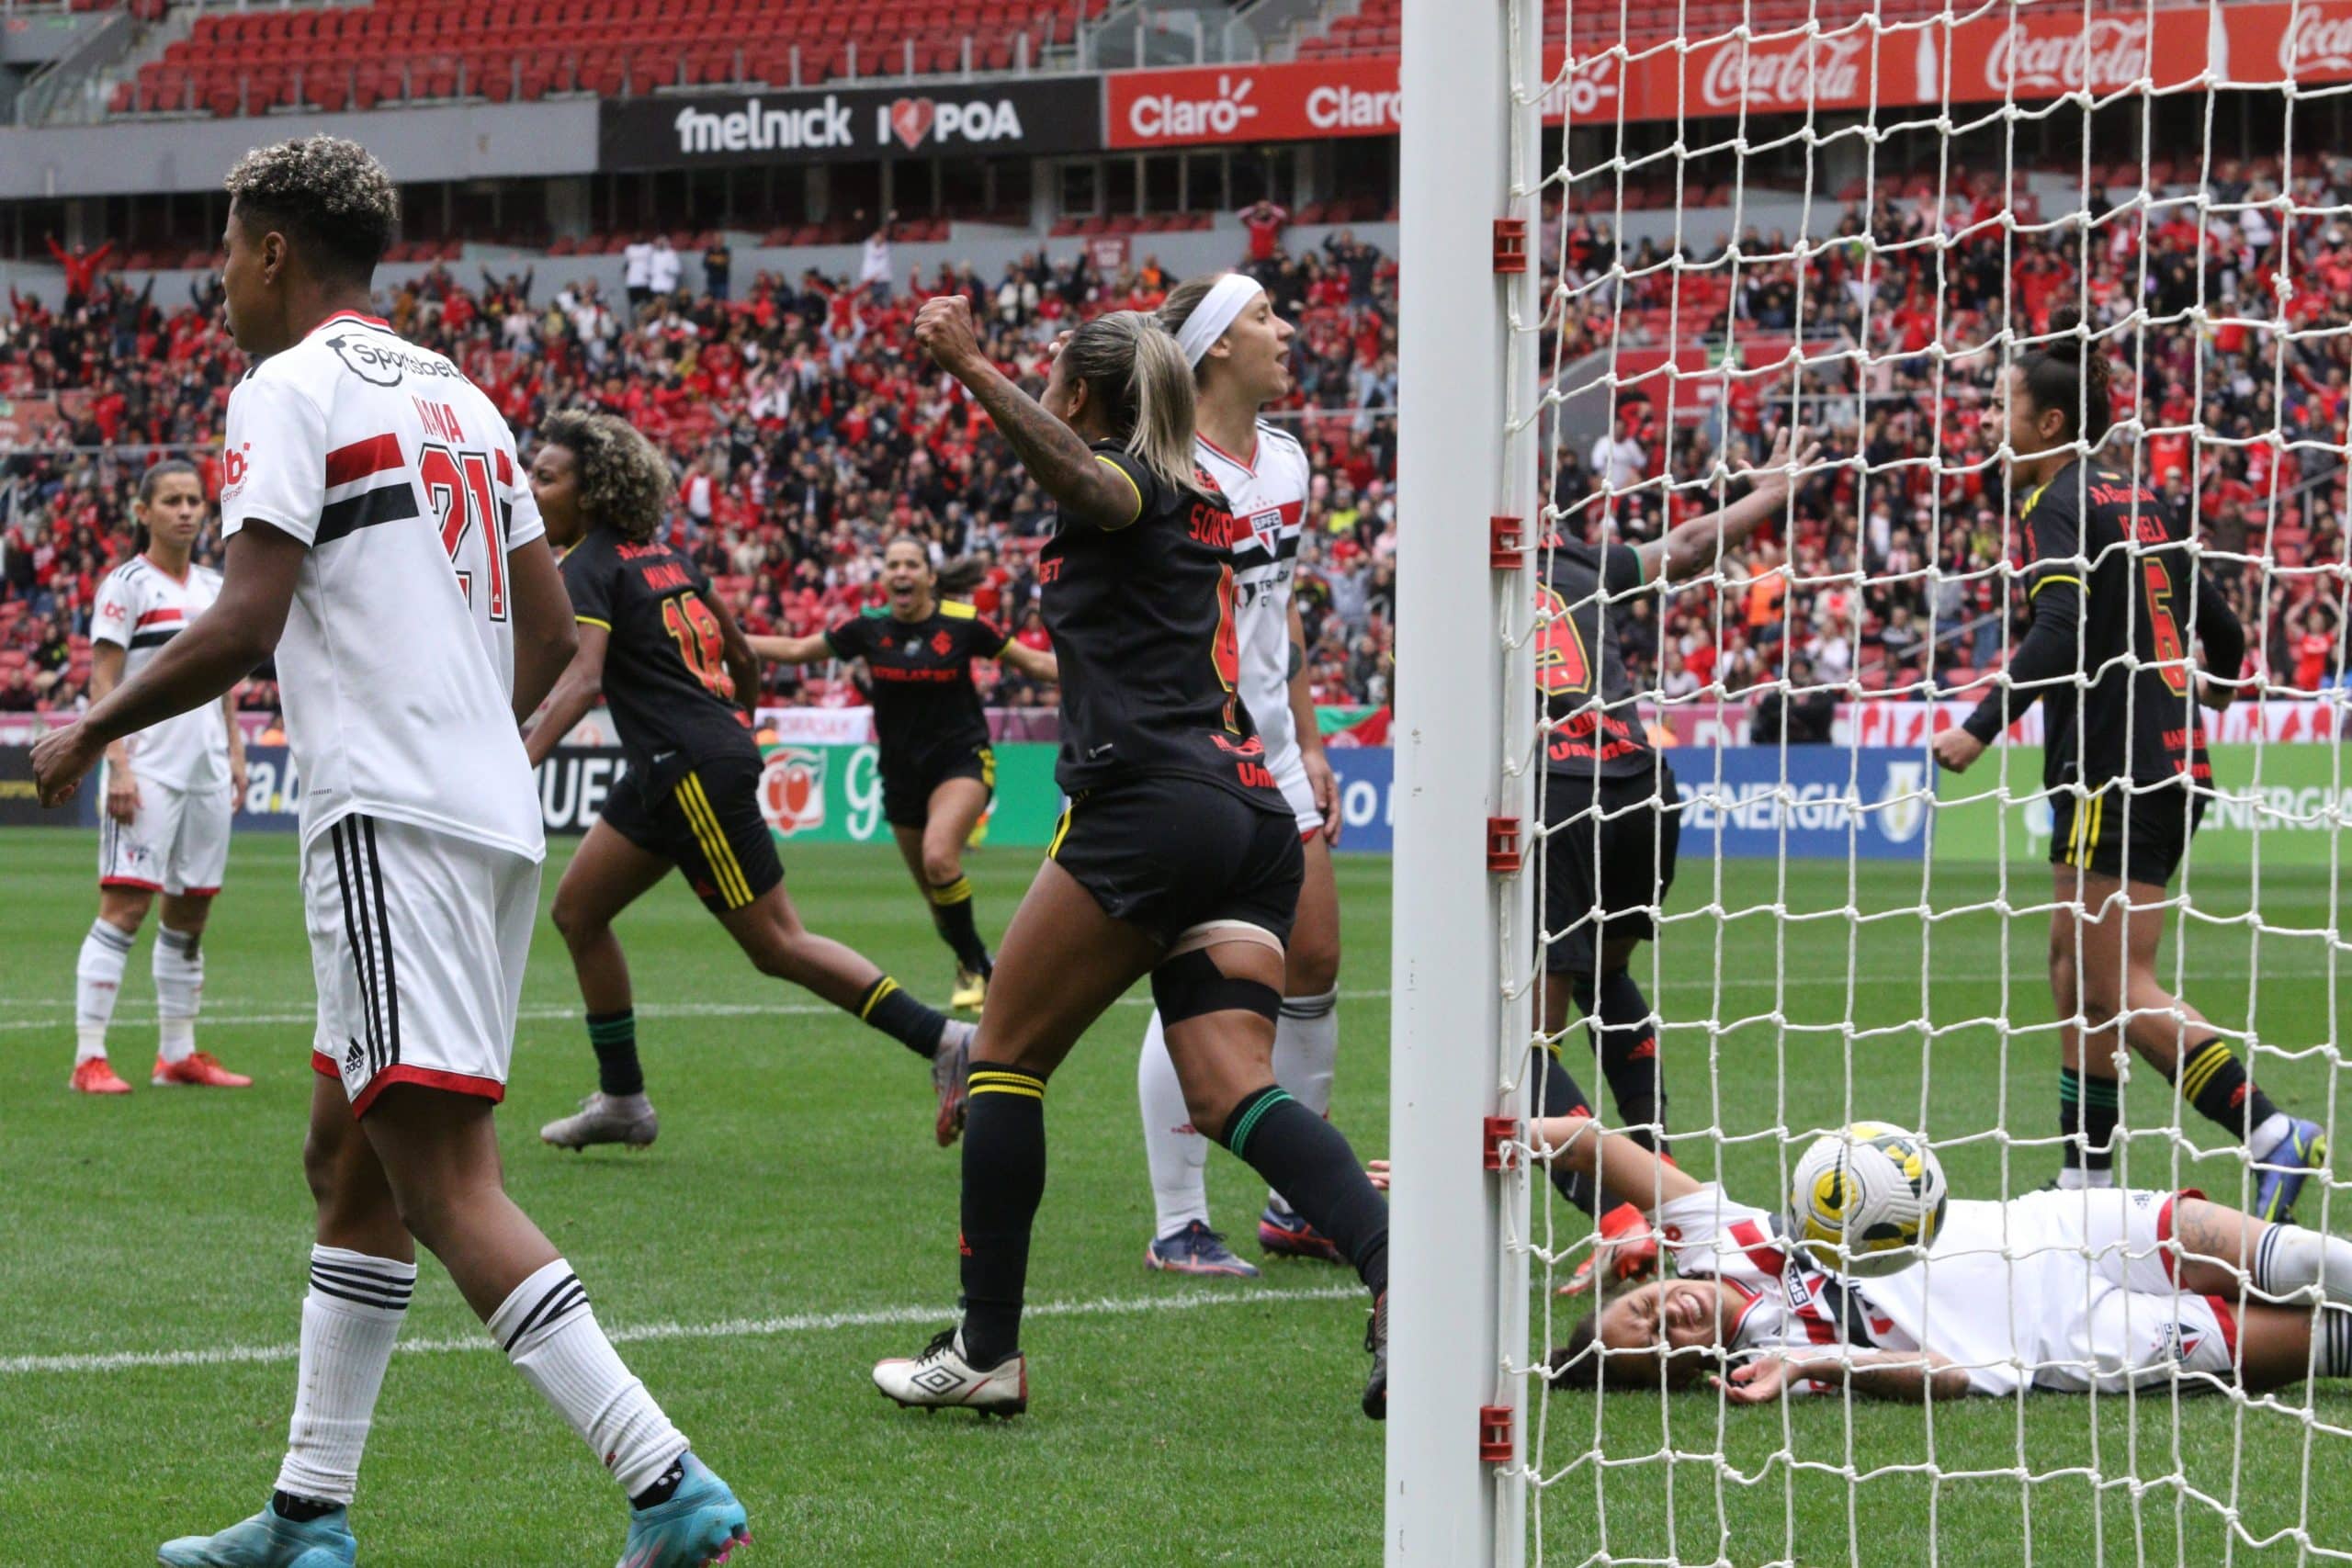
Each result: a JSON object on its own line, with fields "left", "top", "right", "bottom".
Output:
{"left": 345, "top": 1037, "right": 365, "bottom": 1076}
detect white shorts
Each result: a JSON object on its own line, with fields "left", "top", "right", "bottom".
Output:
{"left": 1267, "top": 737, "right": 1324, "bottom": 836}
{"left": 99, "top": 776, "right": 232, "bottom": 897}
{"left": 2026, "top": 1187, "right": 2241, "bottom": 1393}
{"left": 301, "top": 814, "right": 538, "bottom": 1117}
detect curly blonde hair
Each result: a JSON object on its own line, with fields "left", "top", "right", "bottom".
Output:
{"left": 223, "top": 136, "right": 400, "bottom": 283}
{"left": 537, "top": 411, "right": 673, "bottom": 542}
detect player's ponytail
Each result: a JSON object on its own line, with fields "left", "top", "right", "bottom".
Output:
{"left": 539, "top": 409, "right": 673, "bottom": 543}
{"left": 1057, "top": 311, "right": 1213, "bottom": 504}
{"left": 934, "top": 556, "right": 987, "bottom": 596}
{"left": 2019, "top": 305, "right": 2114, "bottom": 451}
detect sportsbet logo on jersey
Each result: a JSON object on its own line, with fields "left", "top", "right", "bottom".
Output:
{"left": 758, "top": 746, "right": 826, "bottom": 838}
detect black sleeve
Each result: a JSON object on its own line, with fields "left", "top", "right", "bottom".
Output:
{"left": 560, "top": 543, "right": 616, "bottom": 628}
{"left": 1600, "top": 541, "right": 1647, "bottom": 597}
{"left": 822, "top": 616, "right": 867, "bottom": 660}
{"left": 2192, "top": 563, "right": 2247, "bottom": 685}
{"left": 1091, "top": 445, "right": 1174, "bottom": 530}
{"left": 975, "top": 615, "right": 1012, "bottom": 658}
{"left": 1962, "top": 580, "right": 2083, "bottom": 742}
{"left": 2018, "top": 482, "right": 2083, "bottom": 599}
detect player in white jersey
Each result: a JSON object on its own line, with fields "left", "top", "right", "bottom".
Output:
{"left": 29, "top": 136, "right": 746, "bottom": 1568}
{"left": 1131, "top": 271, "right": 1348, "bottom": 1276}
{"left": 1503, "top": 1114, "right": 2352, "bottom": 1404}
{"left": 68, "top": 459, "right": 254, "bottom": 1095}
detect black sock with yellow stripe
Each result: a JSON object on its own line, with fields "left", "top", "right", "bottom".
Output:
{"left": 2170, "top": 1033, "right": 2280, "bottom": 1142}
{"left": 925, "top": 876, "right": 993, "bottom": 976}
{"left": 854, "top": 975, "right": 950, "bottom": 1058}
{"left": 960, "top": 1064, "right": 1047, "bottom": 1368}
{"left": 1218, "top": 1086, "right": 1390, "bottom": 1297}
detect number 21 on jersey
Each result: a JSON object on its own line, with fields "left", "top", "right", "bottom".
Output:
{"left": 419, "top": 442, "right": 507, "bottom": 620}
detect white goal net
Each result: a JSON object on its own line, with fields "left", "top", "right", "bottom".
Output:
{"left": 1394, "top": 1, "right": 2352, "bottom": 1564}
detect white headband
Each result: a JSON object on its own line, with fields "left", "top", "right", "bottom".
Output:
{"left": 1174, "top": 273, "right": 1264, "bottom": 367}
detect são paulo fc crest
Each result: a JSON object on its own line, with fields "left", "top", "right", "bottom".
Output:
{"left": 758, "top": 747, "right": 826, "bottom": 838}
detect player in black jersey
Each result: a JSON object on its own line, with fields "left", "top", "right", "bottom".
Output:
{"left": 1934, "top": 313, "right": 2326, "bottom": 1220}
{"left": 869, "top": 298, "right": 1392, "bottom": 1420}
{"left": 1534, "top": 426, "right": 1819, "bottom": 1295}
{"left": 518, "top": 412, "right": 972, "bottom": 1152}
{"left": 749, "top": 536, "right": 1057, "bottom": 1013}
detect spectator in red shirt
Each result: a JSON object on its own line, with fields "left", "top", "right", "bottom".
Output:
{"left": 45, "top": 233, "right": 115, "bottom": 310}
{"left": 1241, "top": 199, "right": 1290, "bottom": 265}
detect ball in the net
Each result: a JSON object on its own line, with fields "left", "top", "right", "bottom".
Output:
{"left": 1787, "top": 1122, "right": 1948, "bottom": 1280}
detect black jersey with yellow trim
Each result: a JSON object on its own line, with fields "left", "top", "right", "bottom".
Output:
{"left": 559, "top": 525, "right": 756, "bottom": 788}
{"left": 2011, "top": 458, "right": 2220, "bottom": 792}
{"left": 1036, "top": 441, "right": 1289, "bottom": 812}
{"left": 1539, "top": 536, "right": 1660, "bottom": 784}
{"left": 822, "top": 599, "right": 1006, "bottom": 773}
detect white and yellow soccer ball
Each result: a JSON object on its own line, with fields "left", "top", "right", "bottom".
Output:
{"left": 1787, "top": 1122, "right": 1948, "bottom": 1279}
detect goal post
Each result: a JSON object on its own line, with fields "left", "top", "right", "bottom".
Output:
{"left": 1390, "top": 1, "right": 1542, "bottom": 1563}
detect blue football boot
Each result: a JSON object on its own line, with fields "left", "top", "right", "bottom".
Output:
{"left": 617, "top": 1453, "right": 749, "bottom": 1568}
{"left": 2254, "top": 1117, "right": 2329, "bottom": 1224}
{"left": 1145, "top": 1220, "right": 1261, "bottom": 1278}
{"left": 157, "top": 1505, "right": 356, "bottom": 1567}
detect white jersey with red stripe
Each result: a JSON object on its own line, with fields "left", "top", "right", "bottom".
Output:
{"left": 219, "top": 310, "right": 548, "bottom": 860}
{"left": 1659, "top": 1182, "right": 2240, "bottom": 1397}
{"left": 90, "top": 555, "right": 231, "bottom": 792}
{"left": 1196, "top": 423, "right": 1310, "bottom": 763}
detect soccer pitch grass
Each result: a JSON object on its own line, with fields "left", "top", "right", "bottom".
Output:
{"left": 2, "top": 826, "right": 2346, "bottom": 1565}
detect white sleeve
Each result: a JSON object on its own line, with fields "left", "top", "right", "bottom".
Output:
{"left": 499, "top": 443, "right": 546, "bottom": 551}
{"left": 1653, "top": 1182, "right": 1778, "bottom": 1280}
{"left": 220, "top": 373, "right": 328, "bottom": 547}
{"left": 90, "top": 570, "right": 137, "bottom": 648}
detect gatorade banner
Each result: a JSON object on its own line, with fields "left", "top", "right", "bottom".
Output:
{"left": 1933, "top": 745, "right": 2352, "bottom": 866}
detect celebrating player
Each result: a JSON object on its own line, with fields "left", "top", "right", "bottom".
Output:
{"left": 522, "top": 412, "right": 975, "bottom": 1152}
{"left": 1532, "top": 425, "right": 1818, "bottom": 1297}
{"left": 1933, "top": 309, "right": 2328, "bottom": 1219}
{"left": 29, "top": 138, "right": 746, "bottom": 1567}
{"left": 1129, "top": 272, "right": 1347, "bottom": 1279}
{"left": 871, "top": 297, "right": 1392, "bottom": 1417}
{"left": 69, "top": 458, "right": 253, "bottom": 1095}
{"left": 746, "top": 536, "right": 1057, "bottom": 1015}
{"left": 1525, "top": 1113, "right": 2352, "bottom": 1404}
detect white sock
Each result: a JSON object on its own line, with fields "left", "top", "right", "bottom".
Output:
{"left": 2250, "top": 1111, "right": 2294, "bottom": 1156}
{"left": 1267, "top": 987, "right": 1341, "bottom": 1214}
{"left": 2055, "top": 1167, "right": 2118, "bottom": 1191}
{"left": 153, "top": 924, "right": 203, "bottom": 1064}
{"left": 2250, "top": 1221, "right": 2352, "bottom": 1307}
{"left": 74, "top": 918, "right": 134, "bottom": 1063}
{"left": 489, "top": 1258, "right": 686, "bottom": 1499}
{"left": 275, "top": 1246, "right": 415, "bottom": 1506}
{"left": 1138, "top": 1010, "right": 1210, "bottom": 1240}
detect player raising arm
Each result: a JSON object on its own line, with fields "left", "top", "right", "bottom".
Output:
{"left": 748, "top": 536, "right": 1057, "bottom": 1017}
{"left": 870, "top": 297, "right": 1393, "bottom": 1419}
{"left": 70, "top": 458, "right": 253, "bottom": 1095}
{"left": 31, "top": 137, "right": 745, "bottom": 1568}
{"left": 1529, "top": 425, "right": 1819, "bottom": 1298}
{"left": 1503, "top": 1114, "right": 2352, "bottom": 1404}
{"left": 523, "top": 412, "right": 974, "bottom": 1152}
{"left": 1933, "top": 309, "right": 2326, "bottom": 1219}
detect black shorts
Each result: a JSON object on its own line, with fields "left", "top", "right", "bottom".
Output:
{"left": 599, "top": 751, "right": 784, "bottom": 915}
{"left": 2051, "top": 779, "right": 2204, "bottom": 887}
{"left": 1542, "top": 767, "right": 1681, "bottom": 976}
{"left": 1048, "top": 776, "right": 1303, "bottom": 949}
{"left": 881, "top": 742, "right": 996, "bottom": 829}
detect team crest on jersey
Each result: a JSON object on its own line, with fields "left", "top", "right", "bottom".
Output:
{"left": 931, "top": 629, "right": 955, "bottom": 656}
{"left": 757, "top": 746, "right": 826, "bottom": 838}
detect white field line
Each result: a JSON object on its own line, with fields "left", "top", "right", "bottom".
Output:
{"left": 0, "top": 1281, "right": 1363, "bottom": 1378}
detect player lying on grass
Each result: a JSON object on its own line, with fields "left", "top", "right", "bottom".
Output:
{"left": 523, "top": 412, "right": 975, "bottom": 1153}
{"left": 746, "top": 536, "right": 1057, "bottom": 1020}
{"left": 1531, "top": 424, "right": 1820, "bottom": 1297}
{"left": 1934, "top": 307, "right": 2326, "bottom": 1218}
{"left": 871, "top": 297, "right": 1392, "bottom": 1419}
{"left": 1498, "top": 1115, "right": 2352, "bottom": 1402}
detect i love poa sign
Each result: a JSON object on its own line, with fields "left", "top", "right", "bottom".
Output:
{"left": 598, "top": 76, "right": 1099, "bottom": 170}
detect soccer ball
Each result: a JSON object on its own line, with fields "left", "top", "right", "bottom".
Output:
{"left": 1786, "top": 1122, "right": 1948, "bottom": 1279}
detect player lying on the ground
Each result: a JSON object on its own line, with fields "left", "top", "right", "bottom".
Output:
{"left": 71, "top": 457, "right": 253, "bottom": 1095}
{"left": 1529, "top": 424, "right": 1820, "bottom": 1296}
{"left": 870, "top": 297, "right": 1392, "bottom": 1420}
{"left": 747, "top": 536, "right": 1057, "bottom": 1023}
{"left": 1135, "top": 271, "right": 1350, "bottom": 1280}
{"left": 524, "top": 412, "right": 976, "bottom": 1152}
{"left": 1933, "top": 306, "right": 2326, "bottom": 1218}
{"left": 1521, "top": 1114, "right": 2352, "bottom": 1402}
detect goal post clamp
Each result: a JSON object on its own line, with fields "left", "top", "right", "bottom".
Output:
{"left": 1488, "top": 514, "right": 1524, "bottom": 570}
{"left": 1485, "top": 817, "right": 1522, "bottom": 874}
{"left": 1492, "top": 217, "right": 1528, "bottom": 274}
{"left": 1482, "top": 1114, "right": 1521, "bottom": 1171}
{"left": 1477, "top": 1403, "right": 1515, "bottom": 1463}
